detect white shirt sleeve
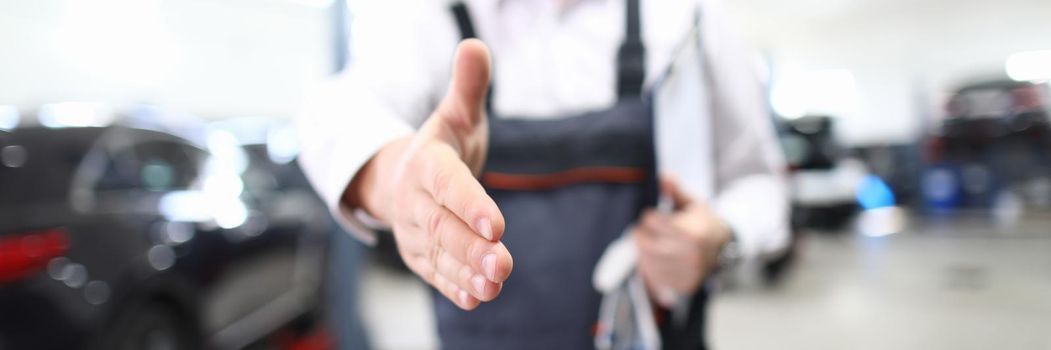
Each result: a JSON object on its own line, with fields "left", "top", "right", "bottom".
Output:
{"left": 700, "top": 1, "right": 791, "bottom": 259}
{"left": 296, "top": 0, "right": 456, "bottom": 244}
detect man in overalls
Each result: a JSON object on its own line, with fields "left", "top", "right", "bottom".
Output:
{"left": 297, "top": 0, "right": 789, "bottom": 348}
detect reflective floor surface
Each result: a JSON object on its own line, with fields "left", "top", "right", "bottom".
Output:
{"left": 360, "top": 213, "right": 1051, "bottom": 349}
{"left": 712, "top": 213, "right": 1051, "bottom": 349}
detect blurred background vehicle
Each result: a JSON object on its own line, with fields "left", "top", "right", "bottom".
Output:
{"left": 213, "top": 117, "right": 372, "bottom": 350}
{"left": 922, "top": 79, "right": 1051, "bottom": 211}
{"left": 779, "top": 115, "right": 867, "bottom": 230}
{"left": 0, "top": 116, "right": 331, "bottom": 350}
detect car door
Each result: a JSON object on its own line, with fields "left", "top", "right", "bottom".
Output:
{"left": 71, "top": 129, "right": 203, "bottom": 295}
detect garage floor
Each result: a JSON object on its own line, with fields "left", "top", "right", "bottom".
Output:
{"left": 359, "top": 212, "right": 1051, "bottom": 350}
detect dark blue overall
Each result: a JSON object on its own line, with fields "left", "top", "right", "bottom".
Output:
{"left": 436, "top": 1, "right": 708, "bottom": 349}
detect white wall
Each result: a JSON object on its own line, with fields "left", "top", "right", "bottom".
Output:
{"left": 4, "top": 0, "right": 1048, "bottom": 133}
{"left": 0, "top": 0, "right": 333, "bottom": 119}
{"left": 724, "top": 0, "right": 1051, "bottom": 145}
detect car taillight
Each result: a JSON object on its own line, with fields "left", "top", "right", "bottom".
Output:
{"left": 1013, "top": 85, "right": 1046, "bottom": 112}
{"left": 0, "top": 228, "right": 70, "bottom": 284}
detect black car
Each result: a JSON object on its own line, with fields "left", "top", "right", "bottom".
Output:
{"left": 0, "top": 125, "right": 329, "bottom": 350}
{"left": 925, "top": 80, "right": 1051, "bottom": 209}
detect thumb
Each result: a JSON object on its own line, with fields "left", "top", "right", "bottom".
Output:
{"left": 437, "top": 39, "right": 492, "bottom": 130}
{"left": 660, "top": 174, "right": 693, "bottom": 210}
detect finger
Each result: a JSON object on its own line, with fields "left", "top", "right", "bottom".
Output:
{"left": 640, "top": 258, "right": 695, "bottom": 294}
{"left": 391, "top": 221, "right": 444, "bottom": 272}
{"left": 415, "top": 197, "right": 513, "bottom": 283}
{"left": 640, "top": 209, "right": 706, "bottom": 249}
{"left": 420, "top": 145, "right": 505, "bottom": 241}
{"left": 393, "top": 223, "right": 503, "bottom": 304}
{"left": 635, "top": 225, "right": 682, "bottom": 257}
{"left": 659, "top": 174, "right": 694, "bottom": 210}
{"left": 638, "top": 210, "right": 677, "bottom": 238}
{"left": 636, "top": 253, "right": 678, "bottom": 285}
{"left": 433, "top": 270, "right": 480, "bottom": 310}
{"left": 636, "top": 238, "right": 700, "bottom": 293}
{"left": 435, "top": 39, "right": 491, "bottom": 132}
{"left": 435, "top": 246, "right": 502, "bottom": 302}
{"left": 634, "top": 250, "right": 685, "bottom": 302}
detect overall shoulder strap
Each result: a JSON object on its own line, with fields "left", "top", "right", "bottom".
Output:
{"left": 616, "top": 0, "right": 646, "bottom": 99}
{"left": 450, "top": 2, "right": 477, "bottom": 40}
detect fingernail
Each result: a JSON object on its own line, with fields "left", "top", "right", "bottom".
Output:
{"left": 471, "top": 274, "right": 487, "bottom": 296}
{"left": 477, "top": 217, "right": 493, "bottom": 241}
{"left": 482, "top": 253, "right": 497, "bottom": 281}
{"left": 458, "top": 289, "right": 470, "bottom": 306}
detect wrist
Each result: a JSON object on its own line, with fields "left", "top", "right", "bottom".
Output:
{"left": 717, "top": 225, "right": 740, "bottom": 270}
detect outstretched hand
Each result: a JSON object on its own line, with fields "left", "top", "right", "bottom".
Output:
{"left": 346, "top": 39, "right": 512, "bottom": 310}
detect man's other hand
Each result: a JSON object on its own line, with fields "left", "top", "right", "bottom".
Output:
{"left": 634, "top": 176, "right": 731, "bottom": 307}
{"left": 345, "top": 39, "right": 512, "bottom": 310}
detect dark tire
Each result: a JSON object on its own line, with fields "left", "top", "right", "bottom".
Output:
{"left": 96, "top": 301, "right": 198, "bottom": 350}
